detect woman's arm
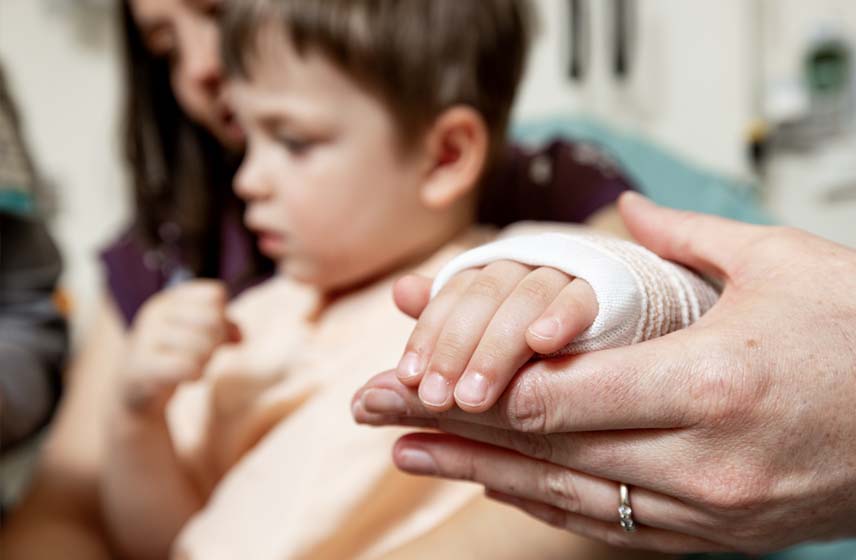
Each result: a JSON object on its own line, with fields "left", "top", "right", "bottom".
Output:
{"left": 0, "top": 296, "right": 126, "bottom": 559}
{"left": 378, "top": 494, "right": 670, "bottom": 560}
{"left": 100, "top": 407, "right": 204, "bottom": 560}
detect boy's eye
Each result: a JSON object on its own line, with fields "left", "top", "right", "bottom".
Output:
{"left": 276, "top": 135, "right": 314, "bottom": 156}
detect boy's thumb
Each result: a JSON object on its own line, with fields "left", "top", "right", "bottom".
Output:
{"left": 225, "top": 319, "right": 243, "bottom": 344}
{"left": 393, "top": 275, "right": 432, "bottom": 319}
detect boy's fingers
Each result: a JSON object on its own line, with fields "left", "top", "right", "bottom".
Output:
{"left": 225, "top": 319, "right": 243, "bottom": 344}
{"left": 155, "top": 325, "right": 217, "bottom": 364}
{"left": 125, "top": 353, "right": 202, "bottom": 412}
{"left": 153, "top": 352, "right": 205, "bottom": 385}
{"left": 526, "top": 279, "right": 598, "bottom": 355}
{"left": 171, "top": 279, "right": 229, "bottom": 306}
{"left": 419, "top": 261, "right": 531, "bottom": 411}
{"left": 396, "top": 269, "right": 479, "bottom": 386}
{"left": 455, "top": 267, "right": 570, "bottom": 412}
{"left": 393, "top": 274, "right": 433, "bottom": 319}
{"left": 170, "top": 307, "right": 227, "bottom": 339}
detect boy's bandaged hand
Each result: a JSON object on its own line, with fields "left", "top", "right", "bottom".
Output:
{"left": 393, "top": 264, "right": 597, "bottom": 413}
{"left": 122, "top": 280, "right": 242, "bottom": 416}
{"left": 391, "top": 232, "right": 719, "bottom": 415}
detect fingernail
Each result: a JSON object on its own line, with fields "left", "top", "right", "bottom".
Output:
{"left": 455, "top": 371, "right": 489, "bottom": 407}
{"left": 397, "top": 352, "right": 424, "bottom": 380}
{"left": 351, "top": 398, "right": 368, "bottom": 421}
{"left": 419, "top": 372, "right": 451, "bottom": 407}
{"left": 361, "top": 389, "right": 408, "bottom": 415}
{"left": 529, "top": 317, "right": 560, "bottom": 339}
{"left": 397, "top": 447, "right": 437, "bottom": 475}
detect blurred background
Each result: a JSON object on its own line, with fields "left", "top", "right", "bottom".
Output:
{"left": 1, "top": 0, "right": 855, "bottom": 343}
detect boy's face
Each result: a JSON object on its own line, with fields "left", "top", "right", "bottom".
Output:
{"left": 232, "top": 30, "right": 445, "bottom": 291}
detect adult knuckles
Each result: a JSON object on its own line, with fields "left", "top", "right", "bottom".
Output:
{"left": 684, "top": 459, "right": 774, "bottom": 519}
{"left": 539, "top": 468, "right": 582, "bottom": 514}
{"left": 500, "top": 370, "right": 555, "bottom": 433}
{"left": 688, "top": 337, "right": 771, "bottom": 430}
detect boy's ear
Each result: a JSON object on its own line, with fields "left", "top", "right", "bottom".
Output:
{"left": 419, "top": 106, "right": 489, "bottom": 209}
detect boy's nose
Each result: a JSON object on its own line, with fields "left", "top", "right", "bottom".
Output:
{"left": 234, "top": 159, "right": 273, "bottom": 201}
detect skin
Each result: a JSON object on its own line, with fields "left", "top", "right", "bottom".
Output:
{"left": 354, "top": 192, "right": 856, "bottom": 554}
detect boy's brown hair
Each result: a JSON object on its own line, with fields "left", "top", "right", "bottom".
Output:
{"left": 222, "top": 0, "right": 531, "bottom": 168}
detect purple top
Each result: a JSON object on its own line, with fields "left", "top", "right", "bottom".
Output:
{"left": 102, "top": 138, "right": 636, "bottom": 325}
{"left": 101, "top": 206, "right": 258, "bottom": 326}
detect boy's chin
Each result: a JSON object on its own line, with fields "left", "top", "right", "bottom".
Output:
{"left": 280, "top": 260, "right": 372, "bottom": 294}
{"left": 278, "top": 260, "right": 333, "bottom": 288}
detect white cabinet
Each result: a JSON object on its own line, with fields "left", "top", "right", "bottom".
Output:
{"left": 514, "top": 0, "right": 856, "bottom": 245}
{"left": 515, "top": 0, "right": 756, "bottom": 179}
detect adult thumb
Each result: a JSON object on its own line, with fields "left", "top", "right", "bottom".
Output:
{"left": 617, "top": 192, "right": 761, "bottom": 279}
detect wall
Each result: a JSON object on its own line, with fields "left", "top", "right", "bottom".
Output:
{"left": 0, "top": 0, "right": 129, "bottom": 341}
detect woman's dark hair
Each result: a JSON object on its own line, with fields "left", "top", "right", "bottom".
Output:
{"left": 120, "top": 1, "right": 269, "bottom": 279}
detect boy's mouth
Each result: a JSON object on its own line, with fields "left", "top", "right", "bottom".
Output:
{"left": 254, "top": 228, "right": 288, "bottom": 258}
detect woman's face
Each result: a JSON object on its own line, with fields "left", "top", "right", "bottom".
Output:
{"left": 129, "top": 0, "right": 244, "bottom": 149}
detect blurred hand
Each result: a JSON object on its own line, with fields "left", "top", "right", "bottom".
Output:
{"left": 353, "top": 193, "right": 856, "bottom": 553}
{"left": 122, "top": 280, "right": 241, "bottom": 416}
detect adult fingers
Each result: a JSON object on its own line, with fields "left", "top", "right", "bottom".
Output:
{"left": 358, "top": 333, "right": 707, "bottom": 433}
{"left": 393, "top": 432, "right": 711, "bottom": 539}
{"left": 617, "top": 192, "right": 762, "bottom": 280}
{"left": 392, "top": 419, "right": 697, "bottom": 497}
{"left": 486, "top": 491, "right": 727, "bottom": 554}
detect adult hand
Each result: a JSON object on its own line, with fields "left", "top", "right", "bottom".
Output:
{"left": 353, "top": 193, "right": 856, "bottom": 554}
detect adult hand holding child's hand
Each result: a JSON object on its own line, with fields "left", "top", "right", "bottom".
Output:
{"left": 354, "top": 193, "right": 856, "bottom": 554}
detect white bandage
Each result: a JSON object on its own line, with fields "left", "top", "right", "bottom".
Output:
{"left": 431, "top": 233, "right": 719, "bottom": 355}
